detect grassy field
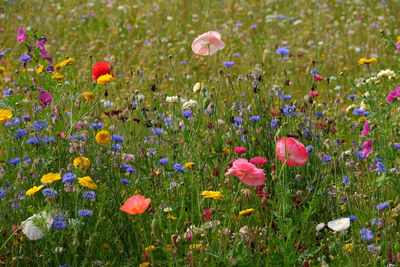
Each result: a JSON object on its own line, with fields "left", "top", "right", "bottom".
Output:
{"left": 1, "top": 0, "right": 400, "bottom": 266}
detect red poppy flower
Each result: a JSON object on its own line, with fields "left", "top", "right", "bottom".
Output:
{"left": 120, "top": 194, "right": 151, "bottom": 215}
{"left": 92, "top": 61, "right": 114, "bottom": 81}
{"left": 276, "top": 137, "right": 308, "bottom": 166}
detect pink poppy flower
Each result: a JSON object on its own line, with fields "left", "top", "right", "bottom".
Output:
{"left": 276, "top": 137, "right": 308, "bottom": 166}
{"left": 312, "top": 74, "right": 323, "bottom": 81}
{"left": 233, "top": 146, "right": 246, "bottom": 154}
{"left": 225, "top": 158, "right": 265, "bottom": 186}
{"left": 120, "top": 194, "right": 151, "bottom": 215}
{"left": 191, "top": 31, "right": 225, "bottom": 56}
{"left": 360, "top": 120, "right": 370, "bottom": 137}
{"left": 307, "top": 91, "right": 319, "bottom": 98}
{"left": 250, "top": 157, "right": 268, "bottom": 167}
{"left": 17, "top": 28, "right": 27, "bottom": 43}
{"left": 362, "top": 140, "right": 373, "bottom": 157}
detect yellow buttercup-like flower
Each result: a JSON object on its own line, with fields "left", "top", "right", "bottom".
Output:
{"left": 201, "top": 190, "right": 223, "bottom": 200}
{"left": 73, "top": 156, "right": 91, "bottom": 169}
{"left": 78, "top": 176, "right": 97, "bottom": 190}
{"left": 238, "top": 208, "right": 255, "bottom": 220}
{"left": 55, "top": 58, "right": 75, "bottom": 71}
{"left": 95, "top": 130, "right": 111, "bottom": 145}
{"left": 52, "top": 72, "right": 64, "bottom": 82}
{"left": 25, "top": 185, "right": 44, "bottom": 196}
{"left": 358, "top": 57, "right": 377, "bottom": 65}
{"left": 144, "top": 245, "right": 156, "bottom": 252}
{"left": 41, "top": 173, "right": 61, "bottom": 184}
{"left": 97, "top": 74, "right": 114, "bottom": 85}
{"left": 0, "top": 109, "right": 12, "bottom": 123}
{"left": 36, "top": 65, "right": 44, "bottom": 74}
{"left": 0, "top": 67, "right": 6, "bottom": 73}
{"left": 83, "top": 92, "right": 96, "bottom": 102}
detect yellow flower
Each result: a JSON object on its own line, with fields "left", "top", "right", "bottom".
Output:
{"left": 26, "top": 185, "right": 44, "bottom": 196}
{"left": 193, "top": 82, "right": 201, "bottom": 93}
{"left": 189, "top": 244, "right": 201, "bottom": 250}
{"left": 36, "top": 65, "right": 44, "bottom": 74}
{"left": 167, "top": 215, "right": 177, "bottom": 220}
{"left": 238, "top": 208, "right": 255, "bottom": 220}
{"left": 55, "top": 58, "right": 75, "bottom": 70}
{"left": 184, "top": 162, "right": 194, "bottom": 170}
{"left": 144, "top": 245, "right": 156, "bottom": 252}
{"left": 139, "top": 263, "right": 150, "bottom": 267}
{"left": 73, "top": 156, "right": 91, "bottom": 169}
{"left": 95, "top": 130, "right": 111, "bottom": 145}
{"left": 358, "top": 57, "right": 377, "bottom": 65}
{"left": 78, "top": 176, "right": 97, "bottom": 190}
{"left": 40, "top": 172, "right": 61, "bottom": 184}
{"left": 83, "top": 92, "right": 96, "bottom": 102}
{"left": 97, "top": 74, "right": 114, "bottom": 85}
{"left": 0, "top": 109, "right": 12, "bottom": 123}
{"left": 52, "top": 72, "right": 64, "bottom": 82}
{"left": 0, "top": 67, "right": 6, "bottom": 73}
{"left": 344, "top": 243, "right": 353, "bottom": 253}
{"left": 397, "top": 36, "right": 400, "bottom": 44}
{"left": 201, "top": 190, "right": 223, "bottom": 200}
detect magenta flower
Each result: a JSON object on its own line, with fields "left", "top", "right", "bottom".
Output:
{"left": 360, "top": 120, "right": 370, "bottom": 137}
{"left": 39, "top": 92, "right": 53, "bottom": 108}
{"left": 276, "top": 137, "right": 308, "bottom": 166}
{"left": 385, "top": 88, "right": 400, "bottom": 103}
{"left": 362, "top": 140, "right": 373, "bottom": 157}
{"left": 225, "top": 158, "right": 265, "bottom": 186}
{"left": 17, "top": 28, "right": 27, "bottom": 43}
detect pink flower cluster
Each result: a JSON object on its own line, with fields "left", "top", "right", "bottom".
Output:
{"left": 385, "top": 88, "right": 400, "bottom": 103}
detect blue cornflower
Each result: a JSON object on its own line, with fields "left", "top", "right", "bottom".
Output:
{"left": 120, "top": 164, "right": 135, "bottom": 173}
{"left": 352, "top": 108, "right": 369, "bottom": 116}
{"left": 41, "top": 136, "right": 55, "bottom": 144}
{"left": 356, "top": 151, "right": 367, "bottom": 159}
{"left": 250, "top": 25, "right": 256, "bottom": 29}
{"left": 71, "top": 133, "right": 85, "bottom": 141}
{"left": 371, "top": 218, "right": 382, "bottom": 226}
{"left": 376, "top": 202, "right": 389, "bottom": 210}
{"left": 322, "top": 155, "right": 332, "bottom": 163}
{"left": 173, "top": 163, "right": 185, "bottom": 173}
{"left": 0, "top": 188, "right": 7, "bottom": 199}
{"left": 25, "top": 157, "right": 31, "bottom": 164}
{"left": 147, "top": 149, "right": 157, "bottom": 157}
{"left": 311, "top": 69, "right": 320, "bottom": 75}
{"left": 343, "top": 176, "right": 348, "bottom": 186}
{"left": 349, "top": 215, "right": 356, "bottom": 221}
{"left": 394, "top": 144, "right": 400, "bottom": 150}
{"left": 53, "top": 220, "right": 67, "bottom": 230}
{"left": 349, "top": 94, "right": 356, "bottom": 100}
{"left": 235, "top": 23, "right": 242, "bottom": 28}
{"left": 282, "top": 105, "right": 296, "bottom": 117}
{"left": 112, "top": 144, "right": 121, "bottom": 151}
{"left": 19, "top": 54, "right": 31, "bottom": 62}
{"left": 182, "top": 110, "right": 193, "bottom": 118}
{"left": 54, "top": 212, "right": 65, "bottom": 221}
{"left": 304, "top": 129, "right": 313, "bottom": 138}
{"left": 120, "top": 178, "right": 131, "bottom": 184}
{"left": 78, "top": 209, "right": 93, "bottom": 217}
{"left": 271, "top": 120, "right": 277, "bottom": 128}
{"left": 26, "top": 138, "right": 39, "bottom": 144}
{"left": 151, "top": 128, "right": 166, "bottom": 135}
{"left": 164, "top": 117, "right": 173, "bottom": 126}
{"left": 306, "top": 145, "right": 314, "bottom": 154}
{"left": 233, "top": 117, "right": 243, "bottom": 124}
{"left": 132, "top": 101, "right": 139, "bottom": 107}
{"left": 42, "top": 188, "right": 57, "bottom": 197}
{"left": 277, "top": 14, "right": 286, "bottom": 19}
{"left": 14, "top": 129, "right": 27, "bottom": 138}
{"left": 90, "top": 123, "right": 103, "bottom": 130}
{"left": 359, "top": 228, "right": 373, "bottom": 241}
{"left": 33, "top": 120, "right": 47, "bottom": 131}
{"left": 9, "top": 158, "right": 21, "bottom": 165}
{"left": 276, "top": 47, "right": 289, "bottom": 56}
{"left": 233, "top": 53, "right": 239, "bottom": 57}
{"left": 111, "top": 134, "right": 124, "bottom": 143}
{"left": 367, "top": 244, "right": 380, "bottom": 254}
{"left": 159, "top": 158, "right": 169, "bottom": 165}
{"left": 223, "top": 61, "right": 235, "bottom": 68}
{"left": 314, "top": 112, "right": 323, "bottom": 118}
{"left": 180, "top": 61, "right": 186, "bottom": 65}
{"left": 250, "top": 115, "right": 260, "bottom": 122}
{"left": 82, "top": 191, "right": 96, "bottom": 199}
{"left": 376, "top": 162, "right": 386, "bottom": 173}
{"left": 5, "top": 117, "right": 20, "bottom": 126}
{"left": 62, "top": 172, "right": 77, "bottom": 183}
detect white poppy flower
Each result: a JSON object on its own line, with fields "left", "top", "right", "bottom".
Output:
{"left": 21, "top": 211, "right": 53, "bottom": 240}
{"left": 166, "top": 96, "right": 178, "bottom": 103}
{"left": 182, "top": 99, "right": 198, "bottom": 109}
{"left": 315, "top": 223, "right": 326, "bottom": 231}
{"left": 327, "top": 217, "right": 350, "bottom": 232}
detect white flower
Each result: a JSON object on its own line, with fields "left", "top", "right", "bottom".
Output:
{"left": 315, "top": 223, "right": 325, "bottom": 231}
{"left": 327, "top": 217, "right": 350, "bottom": 232}
{"left": 193, "top": 82, "right": 201, "bottom": 93}
{"left": 182, "top": 99, "right": 198, "bottom": 109}
{"left": 21, "top": 211, "right": 53, "bottom": 240}
{"left": 166, "top": 96, "right": 178, "bottom": 103}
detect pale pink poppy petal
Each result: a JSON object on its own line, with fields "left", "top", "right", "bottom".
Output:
{"left": 276, "top": 137, "right": 308, "bottom": 166}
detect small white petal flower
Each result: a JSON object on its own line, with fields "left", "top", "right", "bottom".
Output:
{"left": 327, "top": 217, "right": 350, "bottom": 232}
{"left": 316, "top": 223, "right": 326, "bottom": 231}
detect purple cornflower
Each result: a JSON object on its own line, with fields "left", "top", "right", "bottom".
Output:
{"left": 0, "top": 188, "right": 7, "bottom": 199}
{"left": 343, "top": 176, "right": 348, "bottom": 186}
{"left": 250, "top": 115, "right": 260, "bottom": 122}
{"left": 306, "top": 145, "right": 314, "bottom": 154}
{"left": 14, "top": 129, "right": 27, "bottom": 138}
{"left": 349, "top": 215, "right": 356, "bottom": 221}
{"left": 223, "top": 61, "right": 235, "bottom": 68}
{"left": 90, "top": 123, "right": 103, "bottom": 130}
{"left": 42, "top": 188, "right": 58, "bottom": 197}
{"left": 276, "top": 47, "right": 289, "bottom": 56}
{"left": 182, "top": 110, "right": 193, "bottom": 118}
{"left": 282, "top": 105, "right": 296, "bottom": 117}
{"left": 53, "top": 220, "right": 67, "bottom": 230}
{"left": 159, "top": 158, "right": 169, "bottom": 165}
{"left": 271, "top": 120, "right": 277, "bottom": 128}
{"left": 322, "top": 155, "right": 332, "bottom": 163}
{"left": 111, "top": 134, "right": 124, "bottom": 143}
{"left": 359, "top": 228, "right": 373, "bottom": 241}
{"left": 120, "top": 178, "right": 131, "bottom": 184}
{"left": 9, "top": 158, "right": 21, "bottom": 165}
{"left": 82, "top": 191, "right": 96, "bottom": 199}
{"left": 151, "top": 128, "right": 166, "bottom": 135}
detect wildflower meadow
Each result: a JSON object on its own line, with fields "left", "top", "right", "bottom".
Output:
{"left": 1, "top": 0, "right": 400, "bottom": 266}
